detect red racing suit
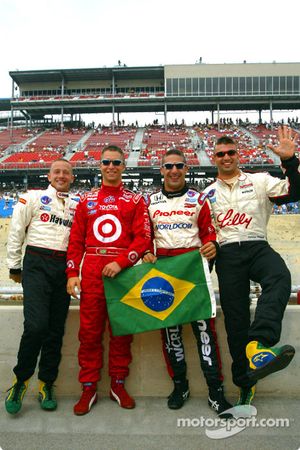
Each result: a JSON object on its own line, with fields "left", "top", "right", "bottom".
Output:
{"left": 66, "top": 183, "right": 151, "bottom": 383}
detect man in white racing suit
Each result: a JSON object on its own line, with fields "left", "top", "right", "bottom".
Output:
{"left": 203, "top": 126, "right": 300, "bottom": 407}
{"left": 5, "top": 159, "right": 78, "bottom": 415}
{"left": 144, "top": 149, "right": 232, "bottom": 418}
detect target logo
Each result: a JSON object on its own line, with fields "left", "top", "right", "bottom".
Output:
{"left": 93, "top": 214, "right": 122, "bottom": 243}
{"left": 40, "top": 213, "right": 50, "bottom": 222}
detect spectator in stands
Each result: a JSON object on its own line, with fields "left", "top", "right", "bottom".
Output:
{"left": 203, "top": 126, "right": 300, "bottom": 408}
{"left": 5, "top": 159, "right": 78, "bottom": 415}
{"left": 66, "top": 145, "right": 151, "bottom": 416}
{"left": 144, "top": 149, "right": 232, "bottom": 418}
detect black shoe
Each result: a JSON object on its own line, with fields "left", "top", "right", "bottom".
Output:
{"left": 208, "top": 386, "right": 233, "bottom": 419}
{"left": 167, "top": 379, "right": 190, "bottom": 410}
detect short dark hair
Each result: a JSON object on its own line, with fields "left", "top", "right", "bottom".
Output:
{"left": 215, "top": 136, "right": 237, "bottom": 147}
{"left": 162, "top": 148, "right": 187, "bottom": 164}
{"left": 101, "top": 145, "right": 125, "bottom": 160}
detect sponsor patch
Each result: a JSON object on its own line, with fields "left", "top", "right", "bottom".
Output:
{"left": 57, "top": 192, "right": 69, "bottom": 199}
{"left": 87, "top": 201, "right": 97, "bottom": 209}
{"left": 67, "top": 260, "right": 75, "bottom": 269}
{"left": 40, "top": 196, "right": 52, "bottom": 205}
{"left": 19, "top": 198, "right": 27, "bottom": 205}
{"left": 87, "top": 209, "right": 97, "bottom": 215}
{"left": 128, "top": 251, "right": 139, "bottom": 263}
{"left": 187, "top": 189, "right": 197, "bottom": 197}
{"left": 40, "top": 213, "right": 50, "bottom": 222}
{"left": 40, "top": 205, "right": 51, "bottom": 211}
{"left": 104, "top": 196, "right": 115, "bottom": 203}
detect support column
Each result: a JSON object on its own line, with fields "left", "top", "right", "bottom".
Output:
{"left": 164, "top": 102, "right": 168, "bottom": 132}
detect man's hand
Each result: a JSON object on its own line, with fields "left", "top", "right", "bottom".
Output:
{"left": 102, "top": 261, "right": 122, "bottom": 278}
{"left": 267, "top": 125, "right": 297, "bottom": 160}
{"left": 200, "top": 242, "right": 216, "bottom": 260}
{"left": 143, "top": 252, "right": 157, "bottom": 263}
{"left": 9, "top": 273, "right": 22, "bottom": 284}
{"left": 67, "top": 277, "right": 81, "bottom": 299}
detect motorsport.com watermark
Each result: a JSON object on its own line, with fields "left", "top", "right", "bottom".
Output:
{"left": 177, "top": 406, "right": 291, "bottom": 439}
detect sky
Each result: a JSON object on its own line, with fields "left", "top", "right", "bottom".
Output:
{"left": 1, "top": 0, "right": 300, "bottom": 125}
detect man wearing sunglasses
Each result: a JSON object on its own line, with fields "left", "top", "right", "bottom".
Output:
{"left": 144, "top": 149, "right": 231, "bottom": 418}
{"left": 203, "top": 126, "right": 300, "bottom": 408}
{"left": 66, "top": 145, "right": 151, "bottom": 415}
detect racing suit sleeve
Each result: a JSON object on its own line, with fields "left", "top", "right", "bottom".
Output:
{"left": 266, "top": 155, "right": 300, "bottom": 205}
{"left": 115, "top": 196, "right": 152, "bottom": 269}
{"left": 197, "top": 198, "right": 217, "bottom": 245}
{"left": 7, "top": 193, "right": 34, "bottom": 271}
{"left": 66, "top": 199, "right": 87, "bottom": 278}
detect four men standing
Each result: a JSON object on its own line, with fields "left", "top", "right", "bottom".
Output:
{"left": 5, "top": 127, "right": 299, "bottom": 415}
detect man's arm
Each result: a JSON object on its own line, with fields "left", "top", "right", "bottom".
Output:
{"left": 66, "top": 199, "right": 87, "bottom": 279}
{"left": 7, "top": 193, "right": 33, "bottom": 280}
{"left": 267, "top": 125, "right": 300, "bottom": 204}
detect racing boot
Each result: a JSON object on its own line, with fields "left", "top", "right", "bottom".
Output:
{"left": 73, "top": 382, "right": 98, "bottom": 416}
{"left": 235, "top": 385, "right": 256, "bottom": 406}
{"left": 167, "top": 378, "right": 190, "bottom": 410}
{"left": 110, "top": 378, "right": 135, "bottom": 409}
{"left": 38, "top": 381, "right": 57, "bottom": 411}
{"left": 5, "top": 377, "right": 30, "bottom": 415}
{"left": 208, "top": 385, "right": 233, "bottom": 419}
{"left": 246, "top": 341, "right": 295, "bottom": 381}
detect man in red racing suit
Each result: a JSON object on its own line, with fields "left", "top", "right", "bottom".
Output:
{"left": 67, "top": 145, "right": 151, "bottom": 415}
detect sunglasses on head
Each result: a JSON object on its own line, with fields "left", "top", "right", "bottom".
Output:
{"left": 215, "top": 149, "right": 237, "bottom": 158}
{"left": 162, "top": 162, "right": 186, "bottom": 170}
{"left": 101, "top": 159, "right": 123, "bottom": 166}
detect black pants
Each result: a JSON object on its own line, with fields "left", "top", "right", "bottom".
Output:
{"left": 14, "top": 246, "right": 70, "bottom": 383}
{"left": 216, "top": 241, "right": 291, "bottom": 388}
{"left": 161, "top": 319, "right": 224, "bottom": 389}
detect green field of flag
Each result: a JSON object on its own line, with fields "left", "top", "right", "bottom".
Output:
{"left": 103, "top": 250, "right": 216, "bottom": 336}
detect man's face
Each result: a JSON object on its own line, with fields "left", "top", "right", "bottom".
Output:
{"left": 213, "top": 143, "right": 240, "bottom": 178}
{"left": 160, "top": 154, "right": 188, "bottom": 192}
{"left": 48, "top": 160, "right": 74, "bottom": 192}
{"left": 100, "top": 150, "right": 125, "bottom": 186}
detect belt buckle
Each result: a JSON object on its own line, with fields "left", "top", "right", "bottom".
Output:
{"left": 96, "top": 248, "right": 107, "bottom": 255}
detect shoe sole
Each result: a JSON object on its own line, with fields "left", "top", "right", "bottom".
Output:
{"left": 73, "top": 394, "right": 98, "bottom": 416}
{"left": 248, "top": 345, "right": 295, "bottom": 381}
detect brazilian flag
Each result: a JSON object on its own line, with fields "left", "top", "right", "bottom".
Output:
{"left": 103, "top": 250, "right": 216, "bottom": 336}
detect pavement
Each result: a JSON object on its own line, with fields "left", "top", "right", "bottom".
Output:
{"left": 0, "top": 393, "right": 299, "bottom": 450}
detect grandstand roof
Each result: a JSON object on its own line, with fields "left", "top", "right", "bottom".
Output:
{"left": 9, "top": 66, "right": 164, "bottom": 85}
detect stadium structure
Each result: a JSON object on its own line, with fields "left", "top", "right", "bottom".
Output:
{"left": 0, "top": 62, "right": 300, "bottom": 190}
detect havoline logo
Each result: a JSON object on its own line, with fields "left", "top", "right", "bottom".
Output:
{"left": 49, "top": 214, "right": 72, "bottom": 227}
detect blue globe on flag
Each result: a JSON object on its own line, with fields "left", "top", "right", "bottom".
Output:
{"left": 141, "top": 277, "right": 175, "bottom": 312}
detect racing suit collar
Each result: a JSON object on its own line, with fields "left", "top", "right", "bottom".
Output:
{"left": 48, "top": 184, "right": 69, "bottom": 198}
{"left": 101, "top": 182, "right": 123, "bottom": 193}
{"left": 162, "top": 183, "right": 189, "bottom": 198}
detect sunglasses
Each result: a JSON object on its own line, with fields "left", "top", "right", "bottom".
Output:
{"left": 215, "top": 149, "right": 237, "bottom": 158}
{"left": 101, "top": 159, "right": 123, "bottom": 166}
{"left": 162, "top": 162, "right": 186, "bottom": 170}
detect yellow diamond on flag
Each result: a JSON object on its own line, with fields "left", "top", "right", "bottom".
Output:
{"left": 120, "top": 267, "right": 195, "bottom": 320}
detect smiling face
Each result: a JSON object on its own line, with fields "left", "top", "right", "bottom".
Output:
{"left": 160, "top": 153, "right": 188, "bottom": 192}
{"left": 47, "top": 159, "right": 74, "bottom": 192}
{"left": 100, "top": 149, "right": 125, "bottom": 186}
{"left": 213, "top": 143, "right": 240, "bottom": 179}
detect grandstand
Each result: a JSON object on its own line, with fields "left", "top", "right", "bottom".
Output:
{"left": 0, "top": 62, "right": 300, "bottom": 189}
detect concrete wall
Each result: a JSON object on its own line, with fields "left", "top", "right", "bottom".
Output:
{"left": 1, "top": 305, "right": 299, "bottom": 398}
